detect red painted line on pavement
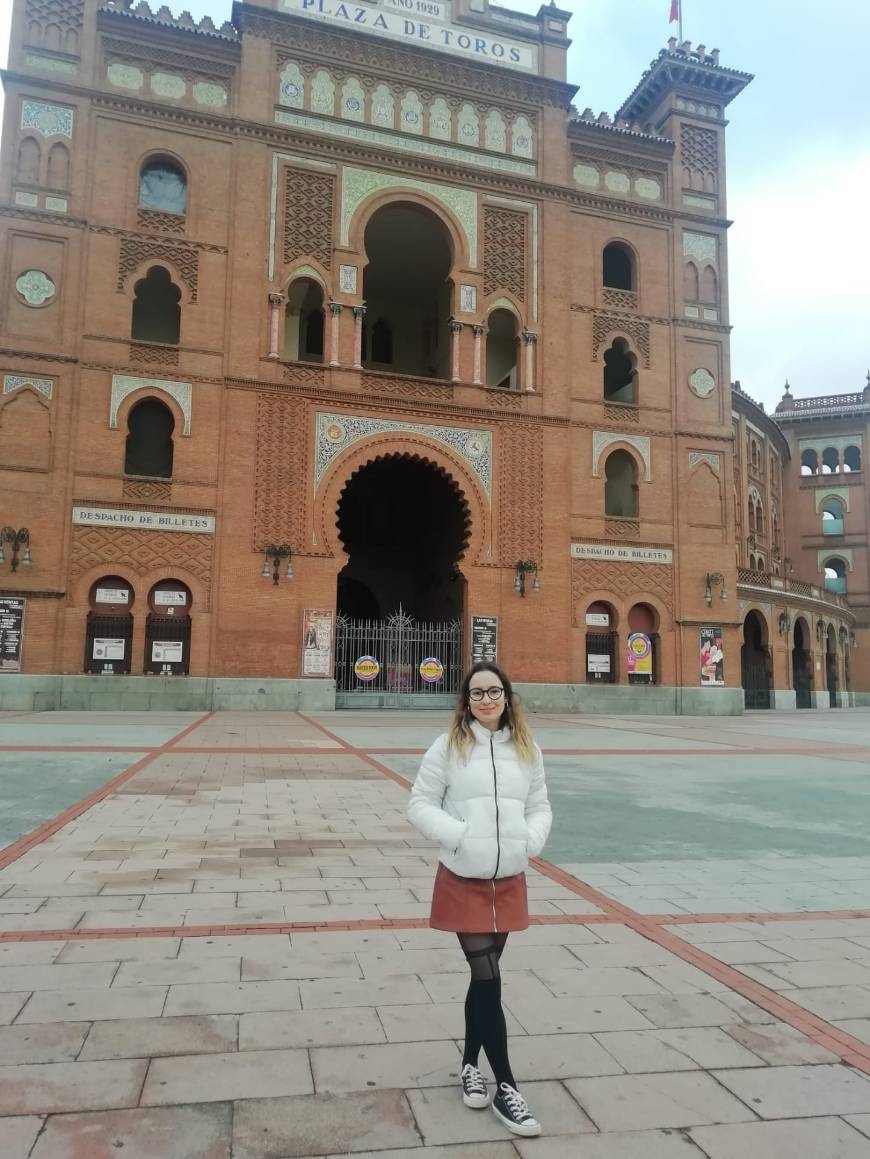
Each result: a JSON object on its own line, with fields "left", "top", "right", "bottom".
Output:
{"left": 0, "top": 711, "right": 216, "bottom": 872}
{"left": 298, "top": 713, "right": 414, "bottom": 788}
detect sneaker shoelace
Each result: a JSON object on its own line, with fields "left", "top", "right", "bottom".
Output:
{"left": 500, "top": 1084, "right": 532, "bottom": 1119}
{"left": 463, "top": 1066, "right": 487, "bottom": 1094}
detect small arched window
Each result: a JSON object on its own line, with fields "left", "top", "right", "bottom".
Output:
{"left": 131, "top": 266, "right": 182, "bottom": 344}
{"left": 603, "top": 243, "right": 635, "bottom": 291}
{"left": 485, "top": 309, "right": 519, "bottom": 388}
{"left": 844, "top": 445, "right": 862, "bottom": 472}
{"left": 604, "top": 449, "right": 638, "bottom": 517}
{"left": 284, "top": 278, "right": 325, "bottom": 363}
{"left": 822, "top": 447, "right": 840, "bottom": 475}
{"left": 800, "top": 448, "right": 818, "bottom": 476}
{"left": 684, "top": 261, "right": 699, "bottom": 301}
{"left": 700, "top": 265, "right": 718, "bottom": 305}
{"left": 18, "top": 137, "right": 41, "bottom": 185}
{"left": 602, "top": 337, "right": 637, "bottom": 404}
{"left": 47, "top": 142, "right": 70, "bottom": 191}
{"left": 139, "top": 158, "right": 187, "bottom": 216}
{"left": 824, "top": 558, "right": 847, "bottom": 594}
{"left": 822, "top": 497, "right": 845, "bottom": 536}
{"left": 125, "top": 397, "right": 175, "bottom": 478}
{"left": 747, "top": 497, "right": 756, "bottom": 533}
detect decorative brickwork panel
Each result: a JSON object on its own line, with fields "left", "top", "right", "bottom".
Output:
{"left": 592, "top": 312, "right": 650, "bottom": 367}
{"left": 129, "top": 342, "right": 180, "bottom": 367}
{"left": 681, "top": 125, "right": 718, "bottom": 180}
{"left": 118, "top": 236, "right": 199, "bottom": 301}
{"left": 572, "top": 559, "right": 673, "bottom": 622}
{"left": 361, "top": 372, "right": 453, "bottom": 403}
{"left": 602, "top": 288, "right": 638, "bottom": 311}
{"left": 281, "top": 363, "right": 326, "bottom": 386}
{"left": 603, "top": 404, "right": 640, "bottom": 426}
{"left": 254, "top": 393, "right": 308, "bottom": 552}
{"left": 498, "top": 423, "right": 542, "bottom": 565}
{"left": 25, "top": 0, "right": 84, "bottom": 50}
{"left": 122, "top": 479, "right": 171, "bottom": 502}
{"left": 486, "top": 390, "right": 523, "bottom": 410}
{"left": 605, "top": 519, "right": 640, "bottom": 539}
{"left": 283, "top": 168, "right": 334, "bottom": 269}
{"left": 70, "top": 526, "right": 213, "bottom": 606}
{"left": 137, "top": 208, "right": 185, "bottom": 235}
{"left": 483, "top": 207, "right": 526, "bottom": 302}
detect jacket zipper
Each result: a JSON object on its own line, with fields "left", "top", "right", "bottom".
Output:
{"left": 490, "top": 735, "right": 500, "bottom": 932}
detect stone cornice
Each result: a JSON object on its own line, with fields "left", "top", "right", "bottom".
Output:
{"left": 0, "top": 203, "right": 87, "bottom": 230}
{"left": 0, "top": 346, "right": 78, "bottom": 365}
{"left": 237, "top": 4, "right": 577, "bottom": 110}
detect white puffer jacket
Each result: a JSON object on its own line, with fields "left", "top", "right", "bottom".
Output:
{"left": 407, "top": 720, "right": 552, "bottom": 880}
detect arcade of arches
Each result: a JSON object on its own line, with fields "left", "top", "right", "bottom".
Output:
{"left": 739, "top": 609, "right": 852, "bottom": 711}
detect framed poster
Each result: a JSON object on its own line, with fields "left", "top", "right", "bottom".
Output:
{"left": 0, "top": 597, "right": 25, "bottom": 672}
{"left": 627, "top": 633, "right": 653, "bottom": 677}
{"left": 152, "top": 641, "right": 184, "bottom": 663}
{"left": 93, "top": 638, "right": 126, "bottom": 661}
{"left": 699, "top": 626, "right": 725, "bottom": 686}
{"left": 302, "top": 608, "right": 335, "bottom": 677}
{"left": 471, "top": 615, "right": 498, "bottom": 665}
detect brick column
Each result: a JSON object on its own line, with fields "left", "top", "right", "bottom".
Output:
{"left": 449, "top": 319, "right": 463, "bottom": 383}
{"left": 523, "top": 331, "right": 538, "bottom": 393}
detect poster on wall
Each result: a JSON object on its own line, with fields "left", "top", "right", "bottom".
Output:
{"left": 302, "top": 608, "right": 335, "bottom": 677}
{"left": 627, "top": 633, "right": 653, "bottom": 678}
{"left": 471, "top": 616, "right": 498, "bottom": 665}
{"left": 699, "top": 626, "right": 725, "bottom": 686}
{"left": 93, "top": 638, "right": 126, "bottom": 661}
{"left": 152, "top": 641, "right": 184, "bottom": 663}
{"left": 0, "top": 597, "right": 25, "bottom": 672}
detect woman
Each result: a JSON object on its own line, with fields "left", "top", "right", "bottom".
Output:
{"left": 407, "top": 662, "right": 552, "bottom": 1137}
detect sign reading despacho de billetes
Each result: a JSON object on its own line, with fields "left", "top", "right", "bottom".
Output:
{"left": 570, "top": 543, "right": 673, "bottom": 565}
{"left": 72, "top": 506, "right": 215, "bottom": 534}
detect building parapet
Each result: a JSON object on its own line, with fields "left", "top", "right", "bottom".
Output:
{"left": 737, "top": 567, "right": 854, "bottom": 622}
{"left": 100, "top": 0, "right": 239, "bottom": 41}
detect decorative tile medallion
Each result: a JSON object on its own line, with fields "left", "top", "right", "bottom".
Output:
{"left": 315, "top": 411, "right": 492, "bottom": 499}
{"left": 151, "top": 72, "right": 186, "bottom": 99}
{"left": 460, "top": 285, "right": 477, "bottom": 313}
{"left": 21, "top": 100, "right": 73, "bottom": 139}
{"left": 3, "top": 374, "right": 53, "bottom": 400}
{"left": 339, "top": 264, "right": 358, "bottom": 294}
{"left": 107, "top": 62, "right": 144, "bottom": 90}
{"left": 688, "top": 368, "right": 716, "bottom": 398}
{"left": 192, "top": 81, "right": 227, "bottom": 107}
{"left": 15, "top": 270, "right": 56, "bottom": 306}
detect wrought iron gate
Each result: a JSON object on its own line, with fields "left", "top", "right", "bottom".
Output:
{"left": 741, "top": 644, "right": 771, "bottom": 710}
{"left": 335, "top": 607, "right": 462, "bottom": 708}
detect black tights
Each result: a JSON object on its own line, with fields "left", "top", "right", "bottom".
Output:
{"left": 458, "top": 932, "right": 515, "bottom": 1089}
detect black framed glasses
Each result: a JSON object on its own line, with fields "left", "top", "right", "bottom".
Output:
{"left": 469, "top": 686, "right": 505, "bottom": 702}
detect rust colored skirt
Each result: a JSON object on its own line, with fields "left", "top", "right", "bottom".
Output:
{"left": 429, "top": 863, "right": 529, "bottom": 933}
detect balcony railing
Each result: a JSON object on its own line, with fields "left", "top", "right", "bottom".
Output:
{"left": 737, "top": 567, "right": 851, "bottom": 610}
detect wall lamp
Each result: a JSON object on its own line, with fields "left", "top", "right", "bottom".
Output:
{"left": 816, "top": 619, "right": 826, "bottom": 644}
{"left": 0, "top": 527, "right": 32, "bottom": 573}
{"left": 262, "top": 544, "right": 293, "bottom": 586}
{"left": 514, "top": 559, "right": 540, "bottom": 597}
{"left": 704, "top": 572, "right": 727, "bottom": 606}
{"left": 778, "top": 611, "right": 791, "bottom": 636}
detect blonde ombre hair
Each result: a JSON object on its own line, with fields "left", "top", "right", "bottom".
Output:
{"left": 447, "top": 662, "right": 535, "bottom": 764}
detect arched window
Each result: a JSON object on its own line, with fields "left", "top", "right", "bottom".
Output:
{"left": 756, "top": 556, "right": 765, "bottom": 571}
{"left": 138, "top": 158, "right": 187, "bottom": 216}
{"left": 131, "top": 266, "right": 182, "bottom": 344}
{"left": 822, "top": 447, "right": 840, "bottom": 474}
{"left": 749, "top": 554, "right": 757, "bottom": 570}
{"left": 125, "top": 398, "right": 175, "bottom": 478}
{"left": 699, "top": 265, "right": 718, "bottom": 304}
{"left": 747, "top": 497, "right": 756, "bottom": 533}
{"left": 822, "top": 497, "right": 845, "bottom": 536}
{"left": 284, "top": 278, "right": 324, "bottom": 363}
{"left": 844, "top": 445, "right": 862, "bottom": 472}
{"left": 585, "top": 601, "right": 617, "bottom": 684}
{"left": 603, "top": 337, "right": 637, "bottom": 404}
{"left": 628, "top": 602, "right": 659, "bottom": 685}
{"left": 684, "top": 261, "right": 699, "bottom": 301}
{"left": 604, "top": 450, "right": 638, "bottom": 517}
{"left": 18, "top": 137, "right": 41, "bottom": 185}
{"left": 824, "top": 558, "right": 847, "bottom": 594}
{"left": 603, "top": 243, "right": 635, "bottom": 291}
{"left": 800, "top": 448, "right": 818, "bottom": 476}
{"left": 47, "top": 142, "right": 70, "bottom": 190}
{"left": 755, "top": 501, "right": 764, "bottom": 535}
{"left": 485, "top": 309, "right": 519, "bottom": 388}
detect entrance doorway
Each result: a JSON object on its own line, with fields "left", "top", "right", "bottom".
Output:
{"left": 826, "top": 625, "right": 840, "bottom": 708}
{"left": 334, "top": 454, "right": 468, "bottom": 705}
{"left": 792, "top": 617, "right": 812, "bottom": 709}
{"left": 741, "top": 611, "right": 771, "bottom": 709}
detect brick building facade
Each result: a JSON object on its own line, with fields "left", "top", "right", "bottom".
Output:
{"left": 0, "top": 0, "right": 770, "bottom": 711}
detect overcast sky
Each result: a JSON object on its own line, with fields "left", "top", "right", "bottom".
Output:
{"left": 3, "top": 0, "right": 868, "bottom": 411}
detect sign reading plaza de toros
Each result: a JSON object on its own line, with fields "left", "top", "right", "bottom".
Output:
{"left": 72, "top": 506, "right": 215, "bottom": 534}
{"left": 281, "top": 0, "right": 537, "bottom": 71}
{"left": 570, "top": 543, "right": 673, "bottom": 565}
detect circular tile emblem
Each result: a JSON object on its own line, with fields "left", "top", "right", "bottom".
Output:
{"left": 461, "top": 123, "right": 476, "bottom": 138}
{"left": 464, "top": 435, "right": 486, "bottom": 461}
{"left": 325, "top": 421, "right": 346, "bottom": 444}
{"left": 15, "top": 269, "right": 56, "bottom": 306}
{"left": 688, "top": 368, "right": 716, "bottom": 398}
{"left": 282, "top": 81, "right": 300, "bottom": 98}
{"left": 345, "top": 97, "right": 361, "bottom": 111}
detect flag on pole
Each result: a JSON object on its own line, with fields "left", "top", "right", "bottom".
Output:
{"left": 669, "top": 0, "right": 680, "bottom": 22}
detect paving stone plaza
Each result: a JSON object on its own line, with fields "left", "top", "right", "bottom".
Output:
{"left": 1, "top": 708, "right": 870, "bottom": 1157}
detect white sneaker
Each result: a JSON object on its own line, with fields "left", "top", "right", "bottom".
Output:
{"left": 492, "top": 1082, "right": 542, "bottom": 1136}
{"left": 460, "top": 1063, "right": 490, "bottom": 1108}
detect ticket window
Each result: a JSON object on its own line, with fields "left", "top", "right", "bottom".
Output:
{"left": 585, "top": 601, "right": 617, "bottom": 684}
{"left": 85, "top": 577, "right": 134, "bottom": 674}
{"left": 144, "top": 580, "right": 192, "bottom": 675}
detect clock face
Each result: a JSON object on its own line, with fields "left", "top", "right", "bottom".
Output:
{"left": 140, "top": 165, "right": 187, "bottom": 214}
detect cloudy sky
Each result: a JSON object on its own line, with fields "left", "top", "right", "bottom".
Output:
{"left": 3, "top": 0, "right": 868, "bottom": 410}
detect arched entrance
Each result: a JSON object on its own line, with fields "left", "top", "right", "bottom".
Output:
{"left": 362, "top": 204, "right": 453, "bottom": 379}
{"left": 826, "top": 625, "right": 840, "bottom": 708}
{"left": 741, "top": 611, "right": 771, "bottom": 709}
{"left": 792, "top": 617, "right": 812, "bottom": 709}
{"left": 333, "top": 454, "right": 469, "bottom": 706}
